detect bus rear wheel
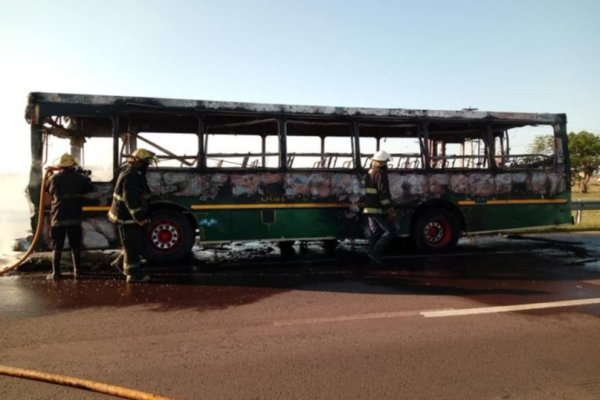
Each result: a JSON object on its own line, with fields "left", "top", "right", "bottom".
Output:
{"left": 277, "top": 240, "right": 296, "bottom": 258}
{"left": 412, "top": 209, "right": 460, "bottom": 252}
{"left": 145, "top": 210, "right": 195, "bottom": 263}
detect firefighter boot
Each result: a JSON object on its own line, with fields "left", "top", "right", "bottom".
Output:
{"left": 71, "top": 249, "right": 82, "bottom": 279}
{"left": 47, "top": 250, "right": 63, "bottom": 280}
{"left": 124, "top": 262, "right": 150, "bottom": 283}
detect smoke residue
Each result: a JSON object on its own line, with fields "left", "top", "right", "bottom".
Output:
{"left": 0, "top": 173, "right": 31, "bottom": 255}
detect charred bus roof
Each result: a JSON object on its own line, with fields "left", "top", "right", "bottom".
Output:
{"left": 26, "top": 92, "right": 566, "bottom": 126}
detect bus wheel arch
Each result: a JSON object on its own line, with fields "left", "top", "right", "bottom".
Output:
{"left": 145, "top": 204, "right": 196, "bottom": 263}
{"left": 410, "top": 202, "right": 463, "bottom": 252}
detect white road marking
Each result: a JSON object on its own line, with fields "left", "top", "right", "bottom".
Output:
{"left": 273, "top": 298, "right": 600, "bottom": 326}
{"left": 420, "top": 298, "right": 600, "bottom": 318}
{"left": 273, "top": 311, "right": 419, "bottom": 326}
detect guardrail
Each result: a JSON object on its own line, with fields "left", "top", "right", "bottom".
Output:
{"left": 572, "top": 200, "right": 600, "bottom": 224}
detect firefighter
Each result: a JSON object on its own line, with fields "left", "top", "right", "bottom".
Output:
{"left": 363, "top": 150, "right": 397, "bottom": 265}
{"left": 45, "top": 153, "right": 94, "bottom": 280}
{"left": 108, "top": 148, "right": 157, "bottom": 283}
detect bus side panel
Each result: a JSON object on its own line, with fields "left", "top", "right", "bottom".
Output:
{"left": 389, "top": 170, "right": 571, "bottom": 234}
{"left": 394, "top": 208, "right": 415, "bottom": 236}
{"left": 460, "top": 201, "right": 572, "bottom": 232}
{"left": 196, "top": 211, "right": 231, "bottom": 242}
{"left": 201, "top": 208, "right": 359, "bottom": 242}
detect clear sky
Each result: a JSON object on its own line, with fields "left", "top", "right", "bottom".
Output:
{"left": 1, "top": 0, "right": 599, "bottom": 175}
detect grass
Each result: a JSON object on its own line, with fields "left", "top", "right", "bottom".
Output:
{"left": 571, "top": 180, "right": 600, "bottom": 200}
{"left": 522, "top": 181, "right": 600, "bottom": 233}
{"left": 568, "top": 181, "right": 600, "bottom": 231}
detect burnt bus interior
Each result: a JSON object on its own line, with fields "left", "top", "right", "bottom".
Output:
{"left": 36, "top": 110, "right": 564, "bottom": 182}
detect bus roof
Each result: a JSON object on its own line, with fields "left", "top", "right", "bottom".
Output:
{"left": 27, "top": 92, "right": 566, "bottom": 125}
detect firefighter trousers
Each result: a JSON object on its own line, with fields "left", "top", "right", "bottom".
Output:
{"left": 367, "top": 214, "right": 398, "bottom": 257}
{"left": 51, "top": 225, "right": 82, "bottom": 276}
{"left": 116, "top": 224, "right": 146, "bottom": 276}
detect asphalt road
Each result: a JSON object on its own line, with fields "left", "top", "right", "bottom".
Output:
{"left": 1, "top": 233, "right": 600, "bottom": 399}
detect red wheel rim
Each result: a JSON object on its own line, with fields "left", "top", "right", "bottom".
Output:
{"left": 149, "top": 220, "right": 182, "bottom": 252}
{"left": 422, "top": 217, "right": 451, "bottom": 248}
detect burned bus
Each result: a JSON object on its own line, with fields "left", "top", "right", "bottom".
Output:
{"left": 24, "top": 92, "right": 572, "bottom": 262}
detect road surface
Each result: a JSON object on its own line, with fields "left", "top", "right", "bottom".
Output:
{"left": 1, "top": 232, "right": 600, "bottom": 399}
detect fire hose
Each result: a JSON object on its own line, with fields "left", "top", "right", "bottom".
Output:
{"left": 0, "top": 168, "right": 53, "bottom": 276}
{"left": 0, "top": 168, "right": 177, "bottom": 398}
{"left": 0, "top": 365, "right": 175, "bottom": 400}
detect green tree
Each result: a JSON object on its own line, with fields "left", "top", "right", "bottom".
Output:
{"left": 568, "top": 131, "right": 600, "bottom": 193}
{"left": 529, "top": 135, "right": 554, "bottom": 154}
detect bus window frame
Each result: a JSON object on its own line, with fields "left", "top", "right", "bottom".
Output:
{"left": 115, "top": 111, "right": 201, "bottom": 172}
{"left": 356, "top": 121, "right": 426, "bottom": 171}
{"left": 284, "top": 119, "right": 355, "bottom": 171}
{"left": 491, "top": 122, "right": 560, "bottom": 172}
{"left": 43, "top": 111, "right": 566, "bottom": 177}
{"left": 425, "top": 121, "right": 493, "bottom": 172}
{"left": 203, "top": 117, "right": 281, "bottom": 171}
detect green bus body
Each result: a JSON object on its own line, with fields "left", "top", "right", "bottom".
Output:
{"left": 25, "top": 92, "right": 572, "bottom": 261}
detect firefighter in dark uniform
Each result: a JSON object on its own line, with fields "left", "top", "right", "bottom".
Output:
{"left": 45, "top": 153, "right": 94, "bottom": 280}
{"left": 363, "top": 150, "right": 397, "bottom": 265}
{"left": 108, "top": 148, "right": 157, "bottom": 283}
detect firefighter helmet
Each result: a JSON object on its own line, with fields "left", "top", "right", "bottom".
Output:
{"left": 54, "top": 153, "right": 77, "bottom": 168}
{"left": 372, "top": 150, "right": 391, "bottom": 162}
{"left": 129, "top": 148, "right": 158, "bottom": 164}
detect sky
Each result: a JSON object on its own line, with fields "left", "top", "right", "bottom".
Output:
{"left": 1, "top": 0, "right": 599, "bottom": 177}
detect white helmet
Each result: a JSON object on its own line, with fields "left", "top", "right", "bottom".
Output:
{"left": 372, "top": 150, "right": 391, "bottom": 162}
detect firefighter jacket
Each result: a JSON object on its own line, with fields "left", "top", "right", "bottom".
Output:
{"left": 46, "top": 168, "right": 94, "bottom": 227}
{"left": 363, "top": 167, "right": 393, "bottom": 215}
{"left": 108, "top": 165, "right": 151, "bottom": 225}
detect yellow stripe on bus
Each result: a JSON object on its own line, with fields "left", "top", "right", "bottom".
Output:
{"left": 191, "top": 203, "right": 351, "bottom": 210}
{"left": 458, "top": 199, "right": 568, "bottom": 206}
{"left": 82, "top": 206, "right": 111, "bottom": 212}
{"left": 84, "top": 199, "right": 567, "bottom": 213}
{"left": 82, "top": 203, "right": 352, "bottom": 213}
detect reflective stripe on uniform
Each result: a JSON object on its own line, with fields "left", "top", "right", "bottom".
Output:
{"left": 113, "top": 192, "right": 143, "bottom": 220}
{"left": 380, "top": 199, "right": 391, "bottom": 206}
{"left": 124, "top": 263, "right": 140, "bottom": 273}
{"left": 365, "top": 188, "right": 378, "bottom": 194}
{"left": 108, "top": 210, "right": 136, "bottom": 225}
{"left": 363, "top": 207, "right": 384, "bottom": 214}
{"left": 113, "top": 193, "right": 144, "bottom": 220}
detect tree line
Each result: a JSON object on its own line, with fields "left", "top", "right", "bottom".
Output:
{"left": 530, "top": 131, "right": 600, "bottom": 193}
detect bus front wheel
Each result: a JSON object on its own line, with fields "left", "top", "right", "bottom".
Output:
{"left": 412, "top": 209, "right": 460, "bottom": 252}
{"left": 145, "top": 210, "right": 195, "bottom": 263}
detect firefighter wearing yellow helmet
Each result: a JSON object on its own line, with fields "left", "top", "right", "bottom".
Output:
{"left": 45, "top": 153, "right": 94, "bottom": 280}
{"left": 108, "top": 148, "right": 157, "bottom": 283}
{"left": 362, "top": 150, "right": 397, "bottom": 265}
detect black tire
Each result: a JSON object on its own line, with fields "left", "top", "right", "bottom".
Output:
{"left": 144, "top": 210, "right": 195, "bottom": 263}
{"left": 412, "top": 208, "right": 460, "bottom": 252}
{"left": 323, "top": 239, "right": 338, "bottom": 255}
{"left": 277, "top": 240, "right": 296, "bottom": 258}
